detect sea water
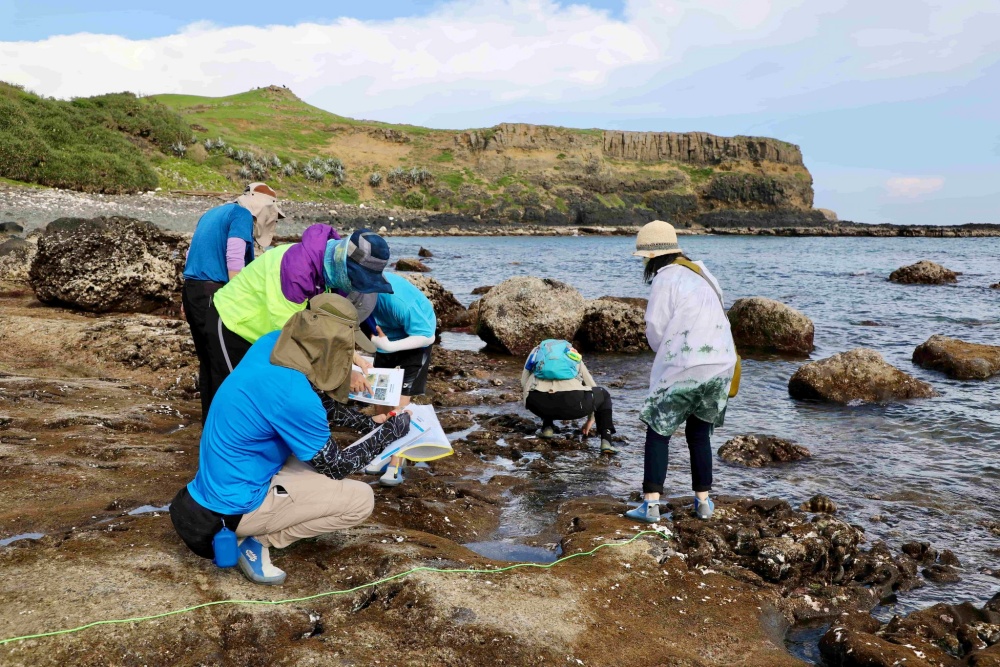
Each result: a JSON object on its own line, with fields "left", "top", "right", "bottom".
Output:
{"left": 390, "top": 234, "right": 1000, "bottom": 613}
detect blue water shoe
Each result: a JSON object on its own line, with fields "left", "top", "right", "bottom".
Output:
{"left": 625, "top": 501, "right": 660, "bottom": 523}
{"left": 237, "top": 537, "right": 287, "bottom": 585}
{"left": 694, "top": 496, "right": 715, "bottom": 520}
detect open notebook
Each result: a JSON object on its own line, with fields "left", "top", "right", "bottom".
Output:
{"left": 359, "top": 404, "right": 453, "bottom": 473}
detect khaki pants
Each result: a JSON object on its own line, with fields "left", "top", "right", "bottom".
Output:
{"left": 236, "top": 457, "right": 375, "bottom": 549}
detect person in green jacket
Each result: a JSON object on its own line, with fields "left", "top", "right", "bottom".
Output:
{"left": 201, "top": 225, "right": 392, "bottom": 416}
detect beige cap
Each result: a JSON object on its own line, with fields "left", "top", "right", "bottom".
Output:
{"left": 633, "top": 220, "right": 682, "bottom": 258}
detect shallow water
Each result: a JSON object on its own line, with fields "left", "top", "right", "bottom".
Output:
{"left": 410, "top": 235, "right": 999, "bottom": 613}
{"left": 0, "top": 533, "right": 45, "bottom": 547}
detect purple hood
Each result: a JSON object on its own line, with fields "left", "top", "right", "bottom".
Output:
{"left": 280, "top": 223, "right": 341, "bottom": 303}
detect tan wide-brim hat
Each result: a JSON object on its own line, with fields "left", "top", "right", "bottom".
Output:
{"left": 633, "top": 220, "right": 682, "bottom": 258}
{"left": 270, "top": 293, "right": 376, "bottom": 403}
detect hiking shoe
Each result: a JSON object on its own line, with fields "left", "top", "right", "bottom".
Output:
{"left": 694, "top": 497, "right": 715, "bottom": 520}
{"left": 599, "top": 439, "right": 618, "bottom": 455}
{"left": 539, "top": 425, "right": 555, "bottom": 439}
{"left": 625, "top": 501, "right": 660, "bottom": 523}
{"left": 237, "top": 537, "right": 286, "bottom": 585}
{"left": 379, "top": 464, "right": 405, "bottom": 487}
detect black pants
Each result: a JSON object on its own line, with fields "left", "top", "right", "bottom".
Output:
{"left": 182, "top": 279, "right": 225, "bottom": 422}
{"left": 525, "top": 387, "right": 615, "bottom": 438}
{"left": 642, "top": 417, "right": 713, "bottom": 494}
{"left": 203, "top": 299, "right": 253, "bottom": 417}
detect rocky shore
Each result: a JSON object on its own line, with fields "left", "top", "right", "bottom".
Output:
{"left": 1, "top": 217, "right": 998, "bottom": 666}
{"left": 3, "top": 184, "right": 999, "bottom": 237}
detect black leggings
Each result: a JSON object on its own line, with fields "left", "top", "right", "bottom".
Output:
{"left": 203, "top": 300, "right": 253, "bottom": 416}
{"left": 642, "top": 417, "right": 713, "bottom": 494}
{"left": 181, "top": 279, "right": 224, "bottom": 423}
{"left": 525, "top": 387, "right": 615, "bottom": 438}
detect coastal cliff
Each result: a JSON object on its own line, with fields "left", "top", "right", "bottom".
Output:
{"left": 0, "top": 82, "right": 822, "bottom": 229}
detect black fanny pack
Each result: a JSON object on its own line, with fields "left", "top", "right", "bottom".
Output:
{"left": 169, "top": 486, "right": 243, "bottom": 560}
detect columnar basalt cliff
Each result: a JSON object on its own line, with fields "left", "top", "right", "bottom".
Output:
{"left": 601, "top": 131, "right": 804, "bottom": 166}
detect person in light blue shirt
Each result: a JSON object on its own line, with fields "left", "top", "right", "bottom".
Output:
{"left": 366, "top": 272, "right": 437, "bottom": 486}
{"left": 170, "top": 294, "right": 411, "bottom": 585}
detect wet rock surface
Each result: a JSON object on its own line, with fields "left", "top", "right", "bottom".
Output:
{"left": 394, "top": 257, "right": 431, "bottom": 272}
{"left": 820, "top": 593, "right": 1000, "bottom": 667}
{"left": 800, "top": 494, "right": 838, "bottom": 514}
{"left": 719, "top": 434, "right": 812, "bottom": 467}
{"left": 402, "top": 273, "right": 468, "bottom": 330}
{"left": 913, "top": 334, "right": 1000, "bottom": 380}
{"left": 28, "top": 216, "right": 187, "bottom": 313}
{"left": 575, "top": 297, "right": 647, "bottom": 353}
{"left": 889, "top": 259, "right": 959, "bottom": 285}
{"left": 417, "top": 246, "right": 433, "bottom": 258}
{"left": 476, "top": 276, "right": 586, "bottom": 355}
{"left": 0, "top": 284, "right": 986, "bottom": 666}
{"left": 727, "top": 297, "right": 815, "bottom": 355}
{"left": 789, "top": 348, "right": 937, "bottom": 404}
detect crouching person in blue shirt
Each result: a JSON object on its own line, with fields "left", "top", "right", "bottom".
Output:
{"left": 170, "top": 293, "right": 411, "bottom": 585}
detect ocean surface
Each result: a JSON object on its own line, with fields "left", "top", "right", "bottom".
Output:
{"left": 388, "top": 234, "right": 1000, "bottom": 615}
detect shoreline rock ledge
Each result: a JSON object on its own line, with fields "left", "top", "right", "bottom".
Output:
{"left": 788, "top": 348, "right": 937, "bottom": 404}
{"left": 889, "top": 260, "right": 959, "bottom": 285}
{"left": 476, "top": 276, "right": 586, "bottom": 355}
{"left": 727, "top": 297, "right": 815, "bottom": 355}
{"left": 912, "top": 334, "right": 1000, "bottom": 380}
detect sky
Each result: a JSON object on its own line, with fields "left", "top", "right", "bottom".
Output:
{"left": 1, "top": 0, "right": 998, "bottom": 225}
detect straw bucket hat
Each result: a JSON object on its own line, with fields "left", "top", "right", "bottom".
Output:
{"left": 633, "top": 220, "right": 682, "bottom": 258}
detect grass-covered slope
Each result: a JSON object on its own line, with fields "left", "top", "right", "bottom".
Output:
{"left": 2, "top": 82, "right": 818, "bottom": 226}
{"left": 0, "top": 82, "right": 190, "bottom": 193}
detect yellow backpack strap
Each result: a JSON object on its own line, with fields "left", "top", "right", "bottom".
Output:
{"left": 674, "top": 258, "right": 724, "bottom": 307}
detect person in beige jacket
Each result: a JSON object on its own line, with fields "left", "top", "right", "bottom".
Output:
{"left": 520, "top": 340, "right": 617, "bottom": 454}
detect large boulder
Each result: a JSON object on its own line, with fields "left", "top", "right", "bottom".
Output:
{"left": 727, "top": 297, "right": 814, "bottom": 355}
{"left": 575, "top": 297, "right": 647, "bottom": 353}
{"left": 476, "top": 277, "right": 586, "bottom": 355}
{"left": 788, "top": 348, "right": 937, "bottom": 404}
{"left": 889, "top": 260, "right": 958, "bottom": 285}
{"left": 395, "top": 257, "right": 431, "bottom": 272}
{"left": 28, "top": 216, "right": 187, "bottom": 313}
{"left": 0, "top": 237, "right": 37, "bottom": 284}
{"left": 402, "top": 274, "right": 467, "bottom": 330}
{"left": 912, "top": 335, "right": 1000, "bottom": 380}
{"left": 0, "top": 221, "right": 24, "bottom": 235}
{"left": 718, "top": 434, "right": 811, "bottom": 467}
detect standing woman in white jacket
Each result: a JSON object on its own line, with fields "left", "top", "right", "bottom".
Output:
{"left": 625, "top": 220, "right": 737, "bottom": 523}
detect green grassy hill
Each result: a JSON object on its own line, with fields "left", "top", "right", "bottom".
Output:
{"left": 1, "top": 82, "right": 819, "bottom": 227}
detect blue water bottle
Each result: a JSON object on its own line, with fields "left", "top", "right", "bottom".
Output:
{"left": 212, "top": 519, "right": 238, "bottom": 568}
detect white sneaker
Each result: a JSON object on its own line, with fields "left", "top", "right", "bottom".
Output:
{"left": 379, "top": 463, "right": 405, "bottom": 487}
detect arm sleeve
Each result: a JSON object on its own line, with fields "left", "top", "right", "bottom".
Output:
{"left": 226, "top": 238, "right": 248, "bottom": 273}
{"left": 374, "top": 334, "right": 435, "bottom": 353}
{"left": 578, "top": 363, "right": 596, "bottom": 388}
{"left": 307, "top": 395, "right": 412, "bottom": 479}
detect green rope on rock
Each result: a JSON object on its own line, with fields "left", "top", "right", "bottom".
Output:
{"left": 0, "top": 529, "right": 670, "bottom": 646}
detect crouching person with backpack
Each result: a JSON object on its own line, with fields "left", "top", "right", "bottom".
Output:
{"left": 521, "top": 339, "right": 618, "bottom": 455}
{"left": 170, "top": 294, "right": 412, "bottom": 585}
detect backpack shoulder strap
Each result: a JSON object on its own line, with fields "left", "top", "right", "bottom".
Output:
{"left": 674, "top": 258, "right": 724, "bottom": 307}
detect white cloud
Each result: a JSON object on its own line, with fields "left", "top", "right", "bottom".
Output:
{"left": 0, "top": 0, "right": 997, "bottom": 126}
{"left": 885, "top": 176, "right": 945, "bottom": 198}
